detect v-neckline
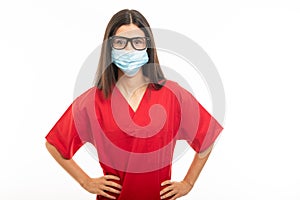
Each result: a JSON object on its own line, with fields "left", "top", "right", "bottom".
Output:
{"left": 115, "top": 84, "right": 149, "bottom": 115}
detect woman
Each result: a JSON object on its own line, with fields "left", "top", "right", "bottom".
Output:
{"left": 45, "top": 9, "right": 223, "bottom": 200}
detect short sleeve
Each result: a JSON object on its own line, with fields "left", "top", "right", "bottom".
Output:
{"left": 176, "top": 85, "right": 223, "bottom": 153}
{"left": 45, "top": 94, "right": 92, "bottom": 159}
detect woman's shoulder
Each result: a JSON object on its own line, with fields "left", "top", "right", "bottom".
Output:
{"left": 162, "top": 80, "right": 188, "bottom": 94}
{"left": 162, "top": 80, "right": 196, "bottom": 102}
{"left": 74, "top": 86, "right": 97, "bottom": 100}
{"left": 72, "top": 86, "right": 105, "bottom": 108}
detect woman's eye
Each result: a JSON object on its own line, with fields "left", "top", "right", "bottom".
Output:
{"left": 133, "top": 39, "right": 144, "bottom": 44}
{"left": 115, "top": 39, "right": 125, "bottom": 45}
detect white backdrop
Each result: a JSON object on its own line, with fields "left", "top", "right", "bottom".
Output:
{"left": 1, "top": 0, "right": 299, "bottom": 199}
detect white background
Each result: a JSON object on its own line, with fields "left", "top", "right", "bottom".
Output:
{"left": 1, "top": 0, "right": 300, "bottom": 199}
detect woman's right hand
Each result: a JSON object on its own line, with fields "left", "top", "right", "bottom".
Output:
{"left": 82, "top": 175, "right": 122, "bottom": 199}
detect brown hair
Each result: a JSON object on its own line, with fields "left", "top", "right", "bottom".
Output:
{"left": 94, "top": 9, "right": 166, "bottom": 98}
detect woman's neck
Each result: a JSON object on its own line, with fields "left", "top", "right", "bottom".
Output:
{"left": 116, "top": 69, "right": 149, "bottom": 97}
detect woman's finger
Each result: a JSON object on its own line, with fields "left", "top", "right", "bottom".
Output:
{"left": 170, "top": 193, "right": 180, "bottom": 200}
{"left": 161, "top": 180, "right": 172, "bottom": 186}
{"left": 104, "top": 175, "right": 120, "bottom": 181}
{"left": 105, "top": 180, "right": 122, "bottom": 189}
{"left": 98, "top": 190, "right": 117, "bottom": 199}
{"left": 161, "top": 189, "right": 177, "bottom": 199}
{"left": 160, "top": 185, "right": 174, "bottom": 196}
{"left": 102, "top": 186, "right": 121, "bottom": 194}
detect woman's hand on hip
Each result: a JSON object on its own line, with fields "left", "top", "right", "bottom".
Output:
{"left": 81, "top": 175, "right": 122, "bottom": 199}
{"left": 160, "top": 180, "right": 193, "bottom": 200}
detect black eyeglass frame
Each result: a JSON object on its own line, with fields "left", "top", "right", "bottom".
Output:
{"left": 109, "top": 36, "right": 151, "bottom": 51}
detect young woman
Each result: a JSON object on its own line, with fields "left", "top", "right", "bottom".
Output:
{"left": 45, "top": 9, "right": 223, "bottom": 200}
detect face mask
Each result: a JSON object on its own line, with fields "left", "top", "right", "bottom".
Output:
{"left": 111, "top": 49, "right": 149, "bottom": 77}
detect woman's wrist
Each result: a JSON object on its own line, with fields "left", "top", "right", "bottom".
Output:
{"left": 182, "top": 179, "right": 194, "bottom": 188}
{"left": 78, "top": 175, "right": 91, "bottom": 188}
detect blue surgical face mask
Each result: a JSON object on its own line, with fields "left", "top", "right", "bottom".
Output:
{"left": 111, "top": 49, "right": 149, "bottom": 77}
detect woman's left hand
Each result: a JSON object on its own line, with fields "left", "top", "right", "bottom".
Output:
{"left": 160, "top": 180, "right": 193, "bottom": 200}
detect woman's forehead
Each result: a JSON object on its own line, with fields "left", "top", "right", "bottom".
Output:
{"left": 115, "top": 24, "right": 145, "bottom": 37}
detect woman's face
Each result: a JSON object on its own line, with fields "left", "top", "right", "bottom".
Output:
{"left": 114, "top": 24, "right": 146, "bottom": 51}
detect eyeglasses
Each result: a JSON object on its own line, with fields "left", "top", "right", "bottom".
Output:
{"left": 109, "top": 36, "right": 150, "bottom": 50}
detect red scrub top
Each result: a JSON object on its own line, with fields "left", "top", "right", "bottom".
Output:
{"left": 46, "top": 80, "right": 223, "bottom": 200}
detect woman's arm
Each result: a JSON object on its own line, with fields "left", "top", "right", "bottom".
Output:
{"left": 160, "top": 144, "right": 214, "bottom": 200}
{"left": 183, "top": 144, "right": 213, "bottom": 187}
{"left": 45, "top": 141, "right": 122, "bottom": 199}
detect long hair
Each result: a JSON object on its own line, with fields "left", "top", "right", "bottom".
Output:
{"left": 94, "top": 9, "right": 166, "bottom": 98}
